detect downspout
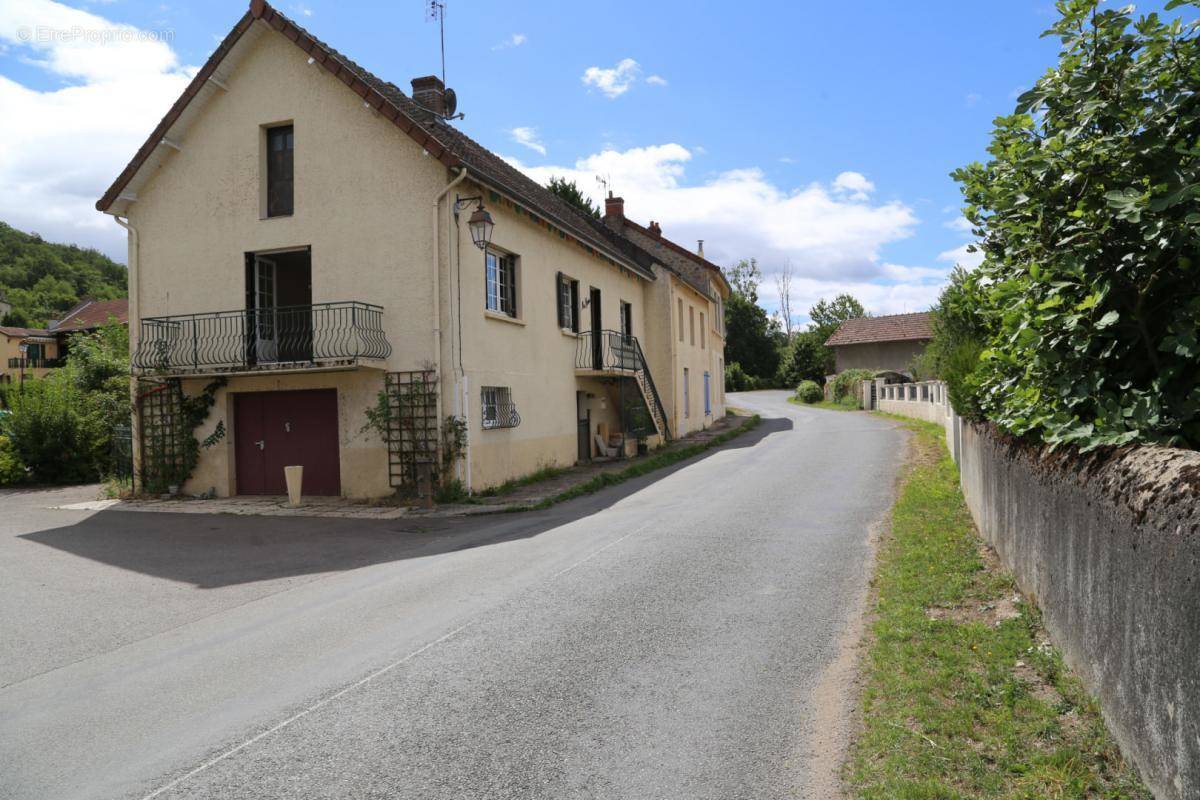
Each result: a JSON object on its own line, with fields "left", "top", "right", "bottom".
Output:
{"left": 432, "top": 167, "right": 469, "bottom": 487}
{"left": 113, "top": 214, "right": 140, "bottom": 490}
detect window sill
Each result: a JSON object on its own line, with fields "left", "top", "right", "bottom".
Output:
{"left": 484, "top": 310, "right": 525, "bottom": 326}
{"left": 560, "top": 328, "right": 580, "bottom": 338}
{"left": 260, "top": 213, "right": 294, "bottom": 221}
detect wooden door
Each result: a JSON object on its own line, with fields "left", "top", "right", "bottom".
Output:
{"left": 235, "top": 389, "right": 341, "bottom": 495}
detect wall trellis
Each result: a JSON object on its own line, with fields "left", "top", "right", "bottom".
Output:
{"left": 137, "top": 377, "right": 189, "bottom": 493}
{"left": 383, "top": 370, "right": 439, "bottom": 492}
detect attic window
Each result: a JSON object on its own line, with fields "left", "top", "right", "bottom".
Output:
{"left": 266, "top": 125, "right": 294, "bottom": 217}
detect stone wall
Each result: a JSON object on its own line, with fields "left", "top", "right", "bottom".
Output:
{"left": 883, "top": 381, "right": 1199, "bottom": 799}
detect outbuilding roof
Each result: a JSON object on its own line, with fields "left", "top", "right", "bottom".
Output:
{"left": 96, "top": 0, "right": 658, "bottom": 281}
{"left": 50, "top": 298, "right": 129, "bottom": 332}
{"left": 824, "top": 311, "right": 933, "bottom": 347}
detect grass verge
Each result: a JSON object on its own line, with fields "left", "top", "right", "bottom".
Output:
{"left": 513, "top": 414, "right": 761, "bottom": 511}
{"left": 848, "top": 417, "right": 1148, "bottom": 799}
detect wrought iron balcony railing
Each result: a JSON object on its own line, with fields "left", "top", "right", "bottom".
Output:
{"left": 575, "top": 329, "right": 641, "bottom": 372}
{"left": 132, "top": 301, "right": 391, "bottom": 373}
{"left": 7, "top": 357, "right": 65, "bottom": 369}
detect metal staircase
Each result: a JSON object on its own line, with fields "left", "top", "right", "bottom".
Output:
{"left": 576, "top": 331, "right": 671, "bottom": 442}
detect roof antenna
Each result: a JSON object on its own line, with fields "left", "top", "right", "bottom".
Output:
{"left": 596, "top": 174, "right": 611, "bottom": 197}
{"left": 426, "top": 1, "right": 446, "bottom": 88}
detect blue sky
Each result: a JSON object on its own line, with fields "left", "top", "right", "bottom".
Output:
{"left": 0, "top": 0, "right": 1191, "bottom": 325}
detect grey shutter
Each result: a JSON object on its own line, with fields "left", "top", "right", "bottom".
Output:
{"left": 556, "top": 272, "right": 565, "bottom": 328}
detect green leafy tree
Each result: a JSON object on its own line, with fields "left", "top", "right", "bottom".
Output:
{"left": 546, "top": 177, "right": 600, "bottom": 219}
{"left": 725, "top": 292, "right": 781, "bottom": 382}
{"left": 728, "top": 258, "right": 762, "bottom": 302}
{"left": 950, "top": 0, "right": 1200, "bottom": 448}
{"left": 809, "top": 293, "right": 867, "bottom": 344}
{"left": 0, "top": 222, "right": 126, "bottom": 327}
{"left": 776, "top": 330, "right": 829, "bottom": 387}
{"left": 918, "top": 267, "right": 989, "bottom": 420}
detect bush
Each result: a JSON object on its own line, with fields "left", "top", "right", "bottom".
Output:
{"left": 831, "top": 369, "right": 875, "bottom": 405}
{"left": 0, "top": 433, "right": 27, "bottom": 485}
{"left": 725, "top": 362, "right": 753, "bottom": 393}
{"left": 949, "top": 2, "right": 1200, "bottom": 449}
{"left": 1, "top": 375, "right": 109, "bottom": 483}
{"left": 794, "top": 380, "right": 823, "bottom": 404}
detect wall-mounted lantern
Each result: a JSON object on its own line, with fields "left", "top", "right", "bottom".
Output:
{"left": 455, "top": 195, "right": 494, "bottom": 250}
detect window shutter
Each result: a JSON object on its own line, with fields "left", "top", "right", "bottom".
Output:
{"left": 505, "top": 258, "right": 517, "bottom": 317}
{"left": 556, "top": 272, "right": 565, "bottom": 328}
{"left": 570, "top": 281, "right": 579, "bottom": 332}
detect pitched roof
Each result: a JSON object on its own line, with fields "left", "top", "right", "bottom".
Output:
{"left": 824, "top": 312, "right": 933, "bottom": 347}
{"left": 615, "top": 217, "right": 732, "bottom": 299}
{"left": 96, "top": 0, "right": 657, "bottom": 280}
{"left": 50, "top": 298, "right": 129, "bottom": 332}
{"left": 0, "top": 326, "right": 51, "bottom": 338}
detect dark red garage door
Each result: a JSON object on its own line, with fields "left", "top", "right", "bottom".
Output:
{"left": 234, "top": 389, "right": 341, "bottom": 495}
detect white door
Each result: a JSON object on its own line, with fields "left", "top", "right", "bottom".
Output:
{"left": 254, "top": 256, "right": 278, "bottom": 362}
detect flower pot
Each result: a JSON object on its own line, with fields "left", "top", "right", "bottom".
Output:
{"left": 284, "top": 465, "right": 303, "bottom": 506}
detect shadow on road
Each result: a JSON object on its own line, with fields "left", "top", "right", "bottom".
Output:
{"left": 19, "top": 416, "right": 792, "bottom": 589}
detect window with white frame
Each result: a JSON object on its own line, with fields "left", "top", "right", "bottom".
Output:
{"left": 481, "top": 386, "right": 520, "bottom": 429}
{"left": 486, "top": 251, "right": 518, "bottom": 317}
{"left": 556, "top": 272, "right": 579, "bottom": 332}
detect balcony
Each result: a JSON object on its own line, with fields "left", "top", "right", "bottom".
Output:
{"left": 132, "top": 301, "right": 391, "bottom": 375}
{"left": 575, "top": 329, "right": 641, "bottom": 374}
{"left": 7, "top": 357, "right": 65, "bottom": 370}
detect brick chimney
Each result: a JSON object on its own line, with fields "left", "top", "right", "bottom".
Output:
{"left": 602, "top": 192, "right": 625, "bottom": 231}
{"left": 411, "top": 75, "right": 446, "bottom": 117}
{"left": 648, "top": 221, "right": 662, "bottom": 238}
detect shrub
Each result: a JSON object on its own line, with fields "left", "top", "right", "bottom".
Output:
{"left": 725, "top": 362, "right": 752, "bottom": 393}
{"left": 0, "top": 433, "right": 26, "bottom": 485}
{"left": 949, "top": 2, "right": 1200, "bottom": 449}
{"left": 794, "top": 380, "right": 823, "bottom": 404}
{"left": 1, "top": 375, "right": 108, "bottom": 483}
{"left": 831, "top": 369, "right": 875, "bottom": 405}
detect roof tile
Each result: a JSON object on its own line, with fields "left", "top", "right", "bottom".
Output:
{"left": 825, "top": 312, "right": 932, "bottom": 346}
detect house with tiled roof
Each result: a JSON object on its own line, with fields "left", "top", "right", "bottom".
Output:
{"left": 825, "top": 312, "right": 933, "bottom": 375}
{"left": 0, "top": 298, "right": 128, "bottom": 385}
{"left": 96, "top": 0, "right": 724, "bottom": 499}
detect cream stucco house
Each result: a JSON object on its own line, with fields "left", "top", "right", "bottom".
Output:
{"left": 97, "top": 0, "right": 728, "bottom": 499}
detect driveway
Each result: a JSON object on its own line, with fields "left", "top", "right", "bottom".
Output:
{"left": 0, "top": 391, "right": 906, "bottom": 800}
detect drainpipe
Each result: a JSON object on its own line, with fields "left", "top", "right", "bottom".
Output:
{"left": 113, "top": 214, "right": 140, "bottom": 490}
{"left": 431, "top": 167, "right": 469, "bottom": 486}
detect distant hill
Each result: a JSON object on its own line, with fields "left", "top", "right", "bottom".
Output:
{"left": 0, "top": 222, "right": 127, "bottom": 328}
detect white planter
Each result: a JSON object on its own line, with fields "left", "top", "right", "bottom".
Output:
{"left": 284, "top": 465, "right": 303, "bottom": 506}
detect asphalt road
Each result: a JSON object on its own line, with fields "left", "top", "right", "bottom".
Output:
{"left": 0, "top": 391, "right": 906, "bottom": 800}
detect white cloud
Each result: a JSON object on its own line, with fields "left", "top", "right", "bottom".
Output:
{"left": 582, "top": 58, "right": 640, "bottom": 99}
{"left": 831, "top": 171, "right": 875, "bottom": 201}
{"left": 492, "top": 32, "right": 526, "bottom": 51}
{"left": 509, "top": 126, "right": 546, "bottom": 156}
{"left": 937, "top": 243, "right": 985, "bottom": 269}
{"left": 505, "top": 144, "right": 919, "bottom": 286}
{"left": 0, "top": 0, "right": 197, "bottom": 261}
{"left": 645, "top": 74, "right": 667, "bottom": 86}
{"left": 779, "top": 156, "right": 795, "bottom": 164}
{"left": 965, "top": 92, "right": 982, "bottom": 108}
{"left": 290, "top": 3, "right": 313, "bottom": 17}
{"left": 943, "top": 216, "right": 973, "bottom": 233}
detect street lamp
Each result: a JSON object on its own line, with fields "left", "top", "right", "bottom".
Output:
{"left": 455, "top": 196, "right": 494, "bottom": 250}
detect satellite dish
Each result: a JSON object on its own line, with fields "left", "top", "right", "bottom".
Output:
{"left": 443, "top": 87, "right": 458, "bottom": 118}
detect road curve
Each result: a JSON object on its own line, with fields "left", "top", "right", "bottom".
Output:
{"left": 0, "top": 390, "right": 907, "bottom": 800}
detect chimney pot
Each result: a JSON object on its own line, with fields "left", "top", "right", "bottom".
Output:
{"left": 648, "top": 221, "right": 662, "bottom": 238}
{"left": 411, "top": 75, "right": 446, "bottom": 117}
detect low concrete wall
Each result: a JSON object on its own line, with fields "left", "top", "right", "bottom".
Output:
{"left": 882, "top": 381, "right": 1200, "bottom": 798}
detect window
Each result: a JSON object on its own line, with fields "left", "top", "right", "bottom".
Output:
{"left": 715, "top": 295, "right": 724, "bottom": 335}
{"left": 266, "top": 125, "right": 294, "bottom": 217}
{"left": 689, "top": 306, "right": 695, "bottom": 346}
{"left": 556, "top": 273, "right": 579, "bottom": 332}
{"left": 700, "top": 312, "right": 706, "bottom": 349}
{"left": 481, "top": 386, "right": 520, "bottom": 429}
{"left": 704, "top": 372, "right": 711, "bottom": 416}
{"left": 486, "top": 251, "right": 517, "bottom": 317}
{"left": 683, "top": 368, "right": 690, "bottom": 418}
{"left": 677, "top": 298, "right": 684, "bottom": 341}
{"left": 620, "top": 301, "right": 633, "bottom": 340}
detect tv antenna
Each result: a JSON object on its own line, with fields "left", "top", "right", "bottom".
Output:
{"left": 596, "top": 174, "right": 611, "bottom": 197}
{"left": 426, "top": 0, "right": 447, "bottom": 89}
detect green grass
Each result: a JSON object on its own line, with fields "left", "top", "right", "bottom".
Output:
{"left": 514, "top": 414, "right": 761, "bottom": 511}
{"left": 848, "top": 418, "right": 1149, "bottom": 800}
{"left": 473, "top": 463, "right": 574, "bottom": 498}
{"left": 788, "top": 395, "right": 861, "bottom": 411}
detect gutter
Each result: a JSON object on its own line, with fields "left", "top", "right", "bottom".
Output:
{"left": 432, "top": 167, "right": 470, "bottom": 487}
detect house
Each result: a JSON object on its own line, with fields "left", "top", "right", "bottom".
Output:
{"left": 96, "top": 0, "right": 726, "bottom": 499}
{"left": 0, "top": 326, "right": 62, "bottom": 384}
{"left": 601, "top": 197, "right": 730, "bottom": 438}
{"left": 0, "top": 298, "right": 129, "bottom": 386}
{"left": 824, "top": 312, "right": 932, "bottom": 375}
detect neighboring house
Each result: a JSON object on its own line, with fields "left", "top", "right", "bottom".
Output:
{"left": 96, "top": 0, "right": 726, "bottom": 499}
{"left": 0, "top": 326, "right": 62, "bottom": 384}
{"left": 0, "top": 298, "right": 128, "bottom": 385}
{"left": 825, "top": 312, "right": 932, "bottom": 375}
{"left": 601, "top": 196, "right": 730, "bottom": 438}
